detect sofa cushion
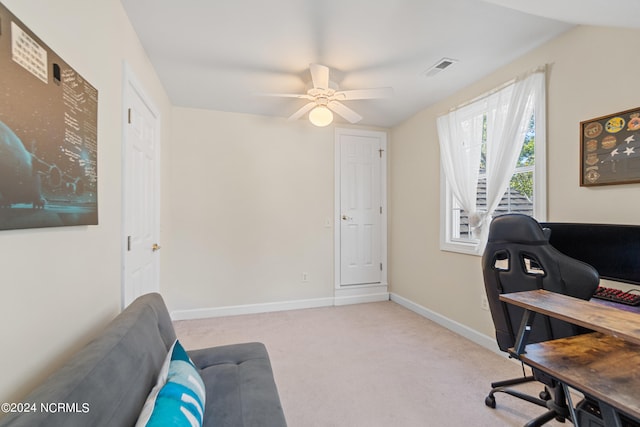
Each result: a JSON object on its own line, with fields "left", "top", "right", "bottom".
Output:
{"left": 188, "top": 342, "right": 287, "bottom": 427}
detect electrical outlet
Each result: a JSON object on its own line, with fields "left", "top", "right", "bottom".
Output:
{"left": 302, "top": 272, "right": 309, "bottom": 282}
{"left": 481, "top": 294, "right": 489, "bottom": 311}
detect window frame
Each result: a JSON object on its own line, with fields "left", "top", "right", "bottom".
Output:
{"left": 439, "top": 91, "right": 547, "bottom": 256}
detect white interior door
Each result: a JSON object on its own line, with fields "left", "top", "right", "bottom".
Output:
{"left": 336, "top": 129, "right": 386, "bottom": 287}
{"left": 122, "top": 65, "right": 160, "bottom": 308}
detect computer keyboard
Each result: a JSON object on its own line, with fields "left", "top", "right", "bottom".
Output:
{"left": 592, "top": 286, "right": 640, "bottom": 306}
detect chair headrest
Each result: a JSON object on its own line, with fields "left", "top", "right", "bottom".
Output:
{"left": 487, "top": 214, "right": 548, "bottom": 244}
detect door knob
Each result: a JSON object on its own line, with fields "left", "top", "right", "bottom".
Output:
{"left": 152, "top": 243, "right": 161, "bottom": 252}
{"left": 341, "top": 215, "right": 351, "bottom": 221}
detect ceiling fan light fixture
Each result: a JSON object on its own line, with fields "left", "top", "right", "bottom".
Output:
{"left": 260, "top": 64, "right": 391, "bottom": 125}
{"left": 309, "top": 105, "right": 333, "bottom": 127}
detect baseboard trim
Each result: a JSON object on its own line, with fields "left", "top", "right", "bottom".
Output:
{"left": 334, "top": 292, "right": 390, "bottom": 306}
{"left": 171, "top": 297, "right": 335, "bottom": 321}
{"left": 334, "top": 283, "right": 389, "bottom": 306}
{"left": 171, "top": 286, "right": 391, "bottom": 320}
{"left": 390, "top": 293, "right": 500, "bottom": 354}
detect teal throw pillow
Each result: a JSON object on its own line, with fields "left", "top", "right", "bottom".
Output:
{"left": 136, "top": 340, "right": 206, "bottom": 427}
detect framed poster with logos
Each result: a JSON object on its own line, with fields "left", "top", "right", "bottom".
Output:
{"left": 581, "top": 107, "right": 640, "bottom": 187}
{"left": 0, "top": 1, "right": 98, "bottom": 230}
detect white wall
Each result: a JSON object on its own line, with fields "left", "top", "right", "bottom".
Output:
{"left": 164, "top": 107, "right": 351, "bottom": 316}
{"left": 0, "top": 0, "right": 171, "bottom": 404}
{"left": 389, "top": 25, "right": 640, "bottom": 340}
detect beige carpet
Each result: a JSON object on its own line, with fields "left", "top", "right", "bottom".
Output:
{"left": 174, "top": 301, "right": 573, "bottom": 426}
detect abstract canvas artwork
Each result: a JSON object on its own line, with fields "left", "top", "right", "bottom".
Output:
{"left": 0, "top": 2, "right": 98, "bottom": 230}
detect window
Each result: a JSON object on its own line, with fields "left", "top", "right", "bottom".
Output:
{"left": 439, "top": 70, "right": 546, "bottom": 255}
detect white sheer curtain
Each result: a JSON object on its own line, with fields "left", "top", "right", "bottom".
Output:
{"left": 437, "top": 102, "right": 485, "bottom": 233}
{"left": 437, "top": 67, "right": 545, "bottom": 248}
{"left": 482, "top": 70, "right": 544, "bottom": 242}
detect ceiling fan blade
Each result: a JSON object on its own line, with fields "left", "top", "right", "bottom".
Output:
{"left": 309, "top": 63, "right": 330, "bottom": 90}
{"left": 327, "top": 101, "right": 362, "bottom": 124}
{"left": 255, "top": 92, "right": 313, "bottom": 100}
{"left": 288, "top": 102, "right": 316, "bottom": 121}
{"left": 333, "top": 87, "right": 394, "bottom": 100}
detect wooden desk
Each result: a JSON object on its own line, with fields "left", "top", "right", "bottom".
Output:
{"left": 592, "top": 296, "right": 640, "bottom": 315}
{"left": 500, "top": 290, "right": 640, "bottom": 346}
{"left": 500, "top": 290, "right": 640, "bottom": 426}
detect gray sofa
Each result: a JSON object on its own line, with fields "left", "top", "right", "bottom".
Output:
{"left": 0, "top": 293, "right": 287, "bottom": 427}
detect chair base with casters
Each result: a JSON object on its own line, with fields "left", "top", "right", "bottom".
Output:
{"left": 485, "top": 374, "right": 548, "bottom": 409}
{"left": 485, "top": 373, "right": 572, "bottom": 426}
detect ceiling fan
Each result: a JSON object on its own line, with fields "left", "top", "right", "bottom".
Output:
{"left": 261, "top": 64, "right": 393, "bottom": 127}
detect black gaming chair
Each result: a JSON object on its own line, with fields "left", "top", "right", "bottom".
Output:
{"left": 482, "top": 214, "right": 599, "bottom": 427}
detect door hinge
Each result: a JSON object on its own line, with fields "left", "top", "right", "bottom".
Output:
{"left": 379, "top": 148, "right": 384, "bottom": 158}
{"left": 128, "top": 108, "right": 132, "bottom": 124}
{"left": 380, "top": 263, "right": 383, "bottom": 271}
{"left": 127, "top": 235, "right": 131, "bottom": 251}
{"left": 380, "top": 206, "right": 382, "bottom": 214}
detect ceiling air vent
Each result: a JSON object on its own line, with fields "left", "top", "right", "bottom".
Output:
{"left": 423, "top": 58, "right": 458, "bottom": 77}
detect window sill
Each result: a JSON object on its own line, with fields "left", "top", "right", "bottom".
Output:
{"left": 440, "top": 240, "right": 482, "bottom": 256}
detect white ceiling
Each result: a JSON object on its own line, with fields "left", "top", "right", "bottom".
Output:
{"left": 120, "top": 0, "right": 639, "bottom": 128}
